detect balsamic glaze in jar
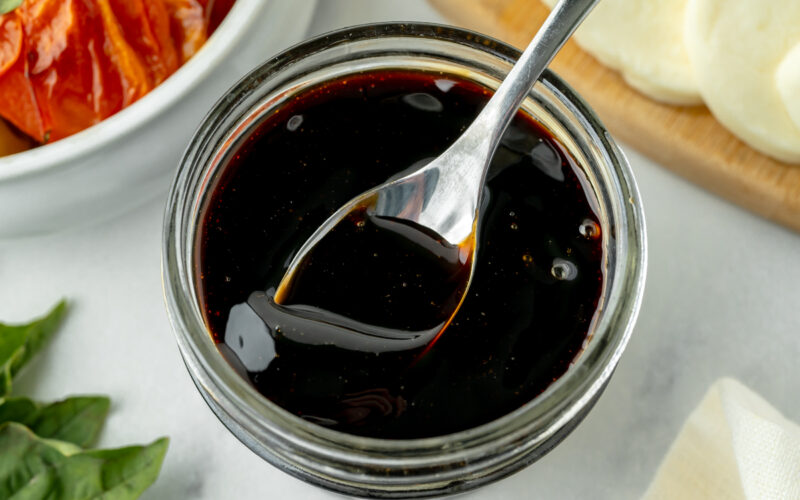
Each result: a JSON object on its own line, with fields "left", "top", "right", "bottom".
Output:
{"left": 197, "top": 70, "right": 604, "bottom": 439}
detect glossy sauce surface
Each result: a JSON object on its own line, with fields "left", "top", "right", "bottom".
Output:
{"left": 274, "top": 206, "right": 473, "bottom": 336}
{"left": 197, "top": 70, "right": 604, "bottom": 438}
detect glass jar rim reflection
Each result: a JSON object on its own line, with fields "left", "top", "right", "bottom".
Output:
{"left": 162, "top": 22, "right": 647, "bottom": 498}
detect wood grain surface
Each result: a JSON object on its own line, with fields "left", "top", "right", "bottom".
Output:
{"left": 430, "top": 0, "right": 800, "bottom": 232}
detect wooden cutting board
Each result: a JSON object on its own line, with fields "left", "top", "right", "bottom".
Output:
{"left": 430, "top": 0, "right": 800, "bottom": 233}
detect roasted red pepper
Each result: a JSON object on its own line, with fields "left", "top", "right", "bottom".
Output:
{"left": 0, "top": 0, "right": 230, "bottom": 143}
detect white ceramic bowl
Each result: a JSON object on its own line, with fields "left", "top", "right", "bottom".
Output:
{"left": 0, "top": 0, "right": 317, "bottom": 238}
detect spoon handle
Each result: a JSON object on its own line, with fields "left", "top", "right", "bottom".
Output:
{"left": 365, "top": 0, "right": 601, "bottom": 247}
{"left": 441, "top": 0, "right": 601, "bottom": 195}
{"left": 476, "top": 0, "right": 600, "bottom": 137}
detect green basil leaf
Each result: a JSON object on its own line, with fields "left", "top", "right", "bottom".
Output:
{"left": 29, "top": 396, "right": 110, "bottom": 448}
{"left": 0, "top": 344, "right": 25, "bottom": 399}
{"left": 0, "top": 0, "right": 22, "bottom": 15}
{"left": 1, "top": 395, "right": 110, "bottom": 448}
{"left": 0, "top": 423, "right": 168, "bottom": 500}
{"left": 9, "top": 300, "right": 68, "bottom": 374}
{"left": 0, "top": 300, "right": 67, "bottom": 398}
{"left": 0, "top": 326, "right": 27, "bottom": 373}
{"left": 0, "top": 396, "right": 110, "bottom": 448}
{"left": 0, "top": 397, "right": 39, "bottom": 425}
{"left": 63, "top": 438, "right": 169, "bottom": 500}
{"left": 7, "top": 467, "right": 56, "bottom": 500}
{"left": 0, "top": 422, "right": 70, "bottom": 499}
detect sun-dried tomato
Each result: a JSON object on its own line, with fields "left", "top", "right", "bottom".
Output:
{"left": 163, "top": 0, "right": 207, "bottom": 62}
{"left": 205, "top": 0, "right": 235, "bottom": 33}
{"left": 0, "top": 0, "right": 230, "bottom": 143}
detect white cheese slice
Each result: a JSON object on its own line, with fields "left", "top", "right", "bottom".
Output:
{"left": 541, "top": 0, "right": 702, "bottom": 105}
{"left": 776, "top": 42, "right": 800, "bottom": 134}
{"left": 685, "top": 0, "right": 800, "bottom": 164}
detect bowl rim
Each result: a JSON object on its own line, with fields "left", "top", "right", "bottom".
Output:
{"left": 0, "top": 0, "right": 270, "bottom": 182}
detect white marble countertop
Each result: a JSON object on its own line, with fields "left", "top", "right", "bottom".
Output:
{"left": 1, "top": 1, "right": 799, "bottom": 498}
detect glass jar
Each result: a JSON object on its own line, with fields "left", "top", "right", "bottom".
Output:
{"left": 163, "top": 23, "right": 647, "bottom": 498}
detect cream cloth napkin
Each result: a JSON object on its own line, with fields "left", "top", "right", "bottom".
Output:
{"left": 643, "top": 378, "right": 800, "bottom": 500}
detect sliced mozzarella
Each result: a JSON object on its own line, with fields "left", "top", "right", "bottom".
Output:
{"left": 542, "top": 0, "right": 701, "bottom": 105}
{"left": 685, "top": 0, "right": 800, "bottom": 163}
{"left": 776, "top": 42, "right": 800, "bottom": 134}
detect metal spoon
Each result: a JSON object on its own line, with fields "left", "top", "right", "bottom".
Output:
{"left": 256, "top": 0, "right": 600, "bottom": 349}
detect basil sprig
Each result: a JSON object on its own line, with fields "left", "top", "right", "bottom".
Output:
{"left": 0, "top": 395, "right": 110, "bottom": 447}
{"left": 0, "top": 301, "right": 66, "bottom": 399}
{"left": 0, "top": 301, "right": 168, "bottom": 500}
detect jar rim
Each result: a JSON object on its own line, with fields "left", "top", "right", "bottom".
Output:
{"left": 163, "top": 21, "right": 647, "bottom": 494}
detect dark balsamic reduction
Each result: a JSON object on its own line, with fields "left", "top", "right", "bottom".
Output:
{"left": 197, "top": 70, "right": 604, "bottom": 439}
